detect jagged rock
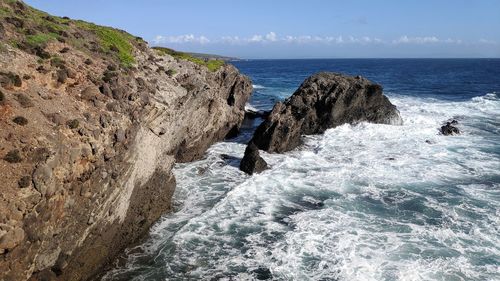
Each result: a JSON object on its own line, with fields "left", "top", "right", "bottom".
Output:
{"left": 32, "top": 164, "right": 54, "bottom": 196}
{"left": 46, "top": 112, "right": 65, "bottom": 125}
{"left": 250, "top": 72, "right": 403, "bottom": 153}
{"left": 441, "top": 120, "right": 460, "bottom": 135}
{"left": 34, "top": 246, "right": 61, "bottom": 271}
{"left": 114, "top": 128, "right": 126, "bottom": 143}
{"left": 239, "top": 142, "right": 268, "bottom": 175}
{"left": 0, "top": 225, "right": 25, "bottom": 252}
{"left": 80, "top": 86, "right": 100, "bottom": 101}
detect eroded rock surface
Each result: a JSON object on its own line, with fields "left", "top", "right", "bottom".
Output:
{"left": 250, "top": 72, "right": 403, "bottom": 153}
{"left": 0, "top": 2, "right": 252, "bottom": 280}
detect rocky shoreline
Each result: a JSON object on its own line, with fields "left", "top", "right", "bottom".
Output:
{"left": 0, "top": 2, "right": 251, "bottom": 280}
{"left": 1, "top": 2, "right": 451, "bottom": 280}
{"left": 239, "top": 72, "right": 403, "bottom": 174}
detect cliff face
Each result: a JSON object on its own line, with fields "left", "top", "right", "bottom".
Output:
{"left": 0, "top": 1, "right": 252, "bottom": 280}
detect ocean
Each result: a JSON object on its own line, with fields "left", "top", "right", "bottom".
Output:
{"left": 103, "top": 59, "right": 500, "bottom": 281}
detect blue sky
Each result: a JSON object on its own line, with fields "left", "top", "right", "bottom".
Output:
{"left": 25, "top": 0, "right": 500, "bottom": 58}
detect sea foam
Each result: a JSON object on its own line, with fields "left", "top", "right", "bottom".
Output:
{"left": 103, "top": 93, "right": 500, "bottom": 281}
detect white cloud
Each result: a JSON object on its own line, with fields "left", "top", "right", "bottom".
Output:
{"left": 154, "top": 34, "right": 210, "bottom": 45}
{"left": 479, "top": 38, "right": 497, "bottom": 44}
{"left": 265, "top": 32, "right": 277, "bottom": 42}
{"left": 249, "top": 34, "right": 264, "bottom": 42}
{"left": 153, "top": 33, "right": 466, "bottom": 46}
{"left": 393, "top": 36, "right": 464, "bottom": 44}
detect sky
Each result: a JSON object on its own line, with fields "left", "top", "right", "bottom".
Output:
{"left": 24, "top": 0, "right": 500, "bottom": 59}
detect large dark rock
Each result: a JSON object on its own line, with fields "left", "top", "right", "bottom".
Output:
{"left": 440, "top": 120, "right": 460, "bottom": 135}
{"left": 251, "top": 72, "right": 403, "bottom": 153}
{"left": 239, "top": 142, "right": 268, "bottom": 175}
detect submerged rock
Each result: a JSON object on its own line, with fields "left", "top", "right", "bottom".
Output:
{"left": 441, "top": 120, "right": 460, "bottom": 135}
{"left": 250, "top": 72, "right": 403, "bottom": 153}
{"left": 239, "top": 142, "right": 268, "bottom": 175}
{"left": 244, "top": 107, "right": 270, "bottom": 119}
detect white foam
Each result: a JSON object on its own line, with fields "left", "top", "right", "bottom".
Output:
{"left": 104, "top": 93, "right": 500, "bottom": 280}
{"left": 244, "top": 103, "right": 260, "bottom": 112}
{"left": 253, "top": 84, "right": 266, "bottom": 89}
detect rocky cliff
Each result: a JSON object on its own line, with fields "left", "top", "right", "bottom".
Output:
{"left": 0, "top": 1, "right": 252, "bottom": 280}
{"left": 250, "top": 72, "right": 402, "bottom": 153}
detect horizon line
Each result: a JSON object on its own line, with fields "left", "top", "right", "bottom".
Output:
{"left": 232, "top": 57, "right": 500, "bottom": 60}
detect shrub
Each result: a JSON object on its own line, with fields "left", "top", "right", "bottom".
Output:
{"left": 50, "top": 56, "right": 65, "bottom": 68}
{"left": 67, "top": 119, "right": 79, "bottom": 129}
{"left": 0, "top": 71, "right": 22, "bottom": 87}
{"left": 12, "top": 116, "right": 28, "bottom": 125}
{"left": 18, "top": 176, "right": 31, "bottom": 188}
{"left": 15, "top": 93, "right": 33, "bottom": 108}
{"left": 56, "top": 69, "right": 68, "bottom": 83}
{"left": 165, "top": 69, "right": 176, "bottom": 77}
{"left": 102, "top": 70, "right": 117, "bottom": 82}
{"left": 4, "top": 149, "right": 22, "bottom": 163}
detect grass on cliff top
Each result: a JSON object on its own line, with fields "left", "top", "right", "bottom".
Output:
{"left": 76, "top": 21, "right": 136, "bottom": 67}
{"left": 25, "top": 33, "right": 57, "bottom": 47}
{"left": 153, "top": 47, "right": 225, "bottom": 72}
{"left": 1, "top": 1, "right": 139, "bottom": 68}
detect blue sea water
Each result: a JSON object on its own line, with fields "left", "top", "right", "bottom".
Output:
{"left": 104, "top": 59, "right": 500, "bottom": 281}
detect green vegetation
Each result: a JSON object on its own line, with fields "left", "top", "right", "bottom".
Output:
{"left": 1, "top": 1, "right": 140, "bottom": 68}
{"left": 76, "top": 21, "right": 136, "bottom": 67}
{"left": 50, "top": 56, "right": 66, "bottom": 68}
{"left": 165, "top": 69, "right": 176, "bottom": 77}
{"left": 67, "top": 119, "right": 79, "bottom": 129}
{"left": 25, "top": 33, "right": 56, "bottom": 48}
{"left": 153, "top": 47, "right": 225, "bottom": 72}
{"left": 205, "top": 59, "right": 225, "bottom": 72}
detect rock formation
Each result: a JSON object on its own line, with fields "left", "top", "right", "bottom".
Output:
{"left": 239, "top": 142, "right": 268, "bottom": 175}
{"left": 250, "top": 72, "right": 403, "bottom": 153}
{"left": 440, "top": 120, "right": 460, "bottom": 135}
{"left": 0, "top": 2, "right": 252, "bottom": 280}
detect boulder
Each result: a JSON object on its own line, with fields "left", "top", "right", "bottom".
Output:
{"left": 251, "top": 72, "right": 403, "bottom": 153}
{"left": 0, "top": 225, "right": 25, "bottom": 252}
{"left": 239, "top": 142, "right": 268, "bottom": 175}
{"left": 441, "top": 120, "right": 460, "bottom": 135}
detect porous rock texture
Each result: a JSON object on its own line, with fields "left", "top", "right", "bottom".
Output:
{"left": 250, "top": 72, "right": 403, "bottom": 153}
{"left": 0, "top": 1, "right": 251, "bottom": 280}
